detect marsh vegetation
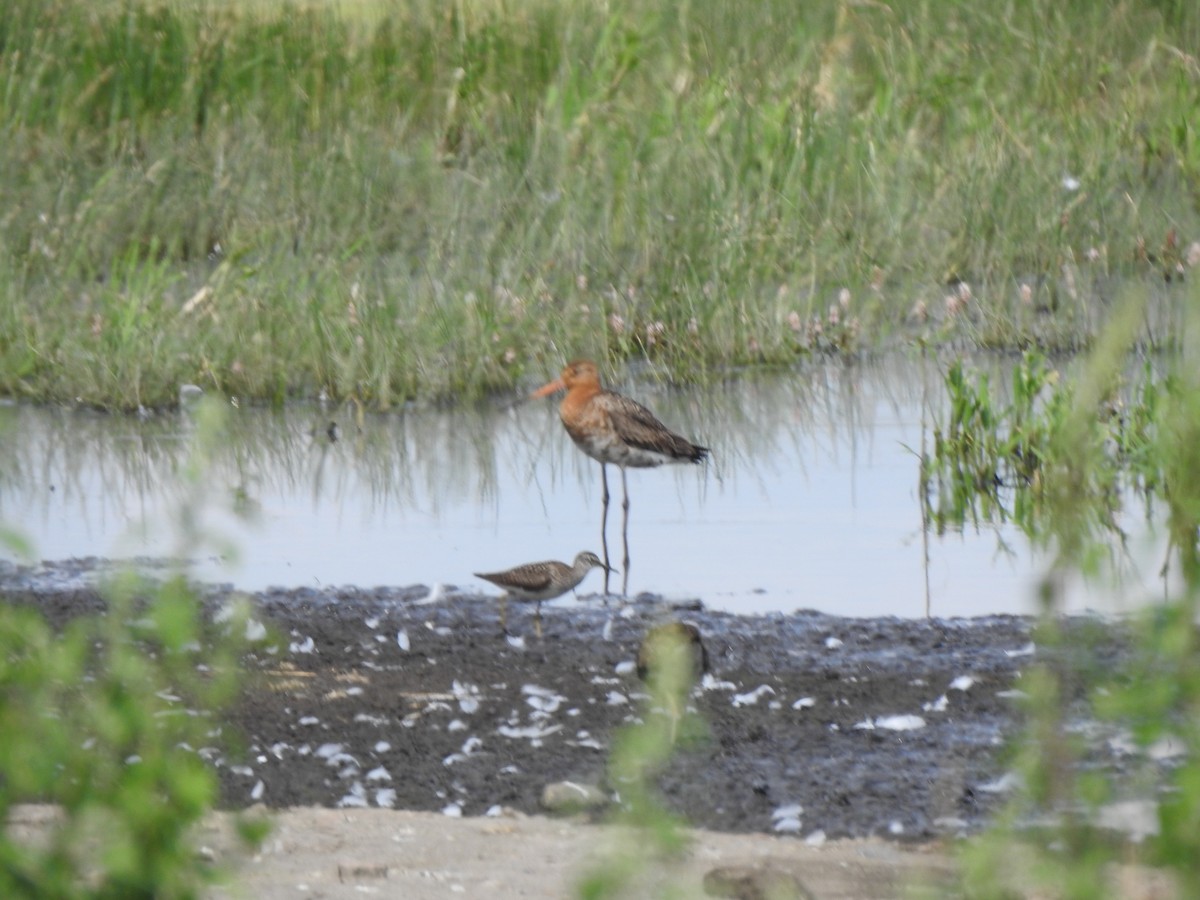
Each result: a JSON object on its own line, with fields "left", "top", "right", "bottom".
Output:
{"left": 1, "top": 0, "right": 1198, "bottom": 409}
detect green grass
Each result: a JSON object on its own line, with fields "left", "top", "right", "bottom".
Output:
{"left": 1, "top": 0, "right": 1199, "bottom": 409}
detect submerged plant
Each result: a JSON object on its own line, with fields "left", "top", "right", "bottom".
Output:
{"left": 922, "top": 343, "right": 1170, "bottom": 554}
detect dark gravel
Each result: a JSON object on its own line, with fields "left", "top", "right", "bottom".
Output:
{"left": 0, "top": 558, "right": 1072, "bottom": 842}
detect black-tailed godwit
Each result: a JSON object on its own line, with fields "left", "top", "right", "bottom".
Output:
{"left": 474, "top": 550, "right": 610, "bottom": 637}
{"left": 532, "top": 360, "right": 709, "bottom": 595}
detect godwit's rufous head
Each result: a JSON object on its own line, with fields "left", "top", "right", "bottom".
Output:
{"left": 531, "top": 359, "right": 601, "bottom": 399}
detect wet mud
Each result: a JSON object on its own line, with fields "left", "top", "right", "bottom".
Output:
{"left": 0, "top": 559, "right": 1080, "bottom": 843}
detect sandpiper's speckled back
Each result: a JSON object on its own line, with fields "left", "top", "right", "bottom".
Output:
{"left": 474, "top": 551, "right": 606, "bottom": 603}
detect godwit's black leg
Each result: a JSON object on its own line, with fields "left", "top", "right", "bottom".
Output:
{"left": 621, "top": 467, "right": 631, "bottom": 596}
{"left": 600, "top": 463, "right": 612, "bottom": 594}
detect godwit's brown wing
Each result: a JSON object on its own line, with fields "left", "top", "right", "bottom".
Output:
{"left": 596, "top": 390, "right": 709, "bottom": 465}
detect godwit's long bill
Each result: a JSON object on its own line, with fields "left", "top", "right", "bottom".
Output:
{"left": 474, "top": 550, "right": 610, "bottom": 638}
{"left": 532, "top": 360, "right": 709, "bottom": 595}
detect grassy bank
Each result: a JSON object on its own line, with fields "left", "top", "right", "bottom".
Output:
{"left": 1, "top": 0, "right": 1198, "bottom": 409}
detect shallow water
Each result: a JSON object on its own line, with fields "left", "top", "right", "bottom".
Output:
{"left": 0, "top": 356, "right": 1170, "bottom": 617}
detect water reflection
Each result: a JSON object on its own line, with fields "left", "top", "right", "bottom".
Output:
{"left": 0, "top": 357, "right": 1169, "bottom": 617}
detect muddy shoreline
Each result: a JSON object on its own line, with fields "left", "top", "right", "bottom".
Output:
{"left": 0, "top": 558, "right": 1086, "bottom": 843}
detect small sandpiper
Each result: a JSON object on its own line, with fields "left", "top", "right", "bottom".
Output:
{"left": 474, "top": 551, "right": 611, "bottom": 638}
